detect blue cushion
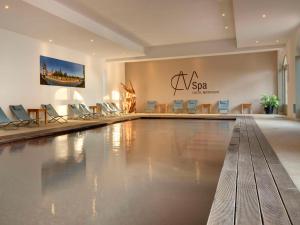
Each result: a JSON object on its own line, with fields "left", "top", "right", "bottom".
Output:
{"left": 146, "top": 101, "right": 157, "bottom": 112}
{"left": 0, "top": 107, "right": 11, "bottom": 124}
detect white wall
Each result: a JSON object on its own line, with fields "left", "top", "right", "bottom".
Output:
{"left": 0, "top": 28, "right": 124, "bottom": 117}
{"left": 286, "top": 26, "right": 300, "bottom": 118}
{"left": 105, "top": 62, "right": 125, "bottom": 108}
{"left": 296, "top": 56, "right": 300, "bottom": 117}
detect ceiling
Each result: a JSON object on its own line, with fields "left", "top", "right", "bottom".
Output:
{"left": 233, "top": 0, "right": 300, "bottom": 48}
{"left": 0, "top": 0, "right": 299, "bottom": 60}
{"left": 0, "top": 0, "right": 144, "bottom": 58}
{"left": 57, "top": 0, "right": 236, "bottom": 46}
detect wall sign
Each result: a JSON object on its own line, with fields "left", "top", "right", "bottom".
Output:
{"left": 170, "top": 71, "right": 219, "bottom": 96}
{"left": 40, "top": 55, "right": 85, "bottom": 88}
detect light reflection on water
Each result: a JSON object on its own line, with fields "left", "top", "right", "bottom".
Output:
{"left": 0, "top": 119, "right": 234, "bottom": 225}
{"left": 111, "top": 123, "right": 121, "bottom": 153}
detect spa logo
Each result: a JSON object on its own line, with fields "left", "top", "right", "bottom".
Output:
{"left": 171, "top": 71, "right": 207, "bottom": 96}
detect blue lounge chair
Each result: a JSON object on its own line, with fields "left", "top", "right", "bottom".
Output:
{"left": 0, "top": 107, "right": 20, "bottom": 128}
{"left": 68, "top": 104, "right": 93, "bottom": 120}
{"left": 41, "top": 104, "right": 68, "bottom": 124}
{"left": 173, "top": 100, "right": 184, "bottom": 113}
{"left": 108, "top": 102, "right": 124, "bottom": 115}
{"left": 96, "top": 103, "right": 109, "bottom": 116}
{"left": 96, "top": 103, "right": 116, "bottom": 116}
{"left": 145, "top": 101, "right": 157, "bottom": 113}
{"left": 218, "top": 100, "right": 230, "bottom": 113}
{"left": 104, "top": 102, "right": 118, "bottom": 115}
{"left": 79, "top": 103, "right": 100, "bottom": 118}
{"left": 9, "top": 105, "right": 37, "bottom": 125}
{"left": 187, "top": 100, "right": 198, "bottom": 114}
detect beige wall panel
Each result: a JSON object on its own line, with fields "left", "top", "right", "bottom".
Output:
{"left": 126, "top": 52, "right": 277, "bottom": 113}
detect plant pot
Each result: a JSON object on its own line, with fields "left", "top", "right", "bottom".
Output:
{"left": 264, "top": 106, "right": 274, "bottom": 114}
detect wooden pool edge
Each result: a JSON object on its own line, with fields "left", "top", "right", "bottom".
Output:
{"left": 0, "top": 115, "right": 140, "bottom": 145}
{"left": 207, "top": 116, "right": 300, "bottom": 225}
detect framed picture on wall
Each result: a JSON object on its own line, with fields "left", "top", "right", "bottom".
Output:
{"left": 40, "top": 55, "right": 85, "bottom": 88}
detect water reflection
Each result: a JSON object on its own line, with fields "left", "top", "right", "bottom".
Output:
{"left": 51, "top": 203, "right": 56, "bottom": 216}
{"left": 123, "top": 121, "right": 136, "bottom": 152}
{"left": 9, "top": 142, "right": 26, "bottom": 153}
{"left": 148, "top": 157, "right": 153, "bottom": 182}
{"left": 93, "top": 175, "right": 98, "bottom": 192}
{"left": 0, "top": 119, "right": 234, "bottom": 225}
{"left": 42, "top": 134, "right": 86, "bottom": 194}
{"left": 28, "top": 137, "right": 55, "bottom": 146}
{"left": 92, "top": 198, "right": 97, "bottom": 217}
{"left": 0, "top": 145, "right": 5, "bottom": 154}
{"left": 195, "top": 161, "right": 201, "bottom": 184}
{"left": 105, "top": 122, "right": 136, "bottom": 155}
{"left": 112, "top": 123, "right": 121, "bottom": 151}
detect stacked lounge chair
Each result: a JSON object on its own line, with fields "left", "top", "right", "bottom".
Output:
{"left": 145, "top": 101, "right": 157, "bottom": 113}
{"left": 173, "top": 100, "right": 184, "bottom": 113}
{"left": 187, "top": 100, "right": 198, "bottom": 114}
{"left": 9, "top": 105, "right": 37, "bottom": 125}
{"left": 41, "top": 104, "right": 68, "bottom": 124}
{"left": 97, "top": 103, "right": 117, "bottom": 116}
{"left": 68, "top": 104, "right": 93, "bottom": 120}
{"left": 104, "top": 103, "right": 118, "bottom": 115}
{"left": 96, "top": 103, "right": 108, "bottom": 116}
{"left": 79, "top": 103, "right": 100, "bottom": 119}
{"left": 108, "top": 102, "right": 124, "bottom": 115}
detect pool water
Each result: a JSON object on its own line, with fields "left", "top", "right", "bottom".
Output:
{"left": 0, "top": 119, "right": 234, "bottom": 225}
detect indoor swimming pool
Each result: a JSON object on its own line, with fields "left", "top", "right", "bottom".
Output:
{"left": 0, "top": 119, "right": 234, "bottom": 225}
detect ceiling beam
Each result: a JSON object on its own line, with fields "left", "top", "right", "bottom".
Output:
{"left": 21, "top": 0, "right": 145, "bottom": 53}
{"left": 107, "top": 39, "right": 285, "bottom": 62}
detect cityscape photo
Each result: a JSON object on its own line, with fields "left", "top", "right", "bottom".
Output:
{"left": 40, "top": 55, "right": 85, "bottom": 88}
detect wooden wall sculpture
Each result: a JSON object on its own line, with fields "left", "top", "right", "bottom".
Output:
{"left": 121, "top": 81, "right": 136, "bottom": 113}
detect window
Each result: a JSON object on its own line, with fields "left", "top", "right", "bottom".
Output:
{"left": 282, "top": 56, "right": 288, "bottom": 105}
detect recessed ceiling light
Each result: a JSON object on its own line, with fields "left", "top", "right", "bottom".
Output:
{"left": 222, "top": 13, "right": 226, "bottom": 17}
{"left": 262, "top": 14, "right": 267, "bottom": 19}
{"left": 225, "top": 26, "right": 229, "bottom": 30}
{"left": 49, "top": 39, "right": 53, "bottom": 43}
{"left": 4, "top": 5, "right": 9, "bottom": 9}
{"left": 90, "top": 39, "right": 94, "bottom": 42}
{"left": 255, "top": 40, "right": 260, "bottom": 44}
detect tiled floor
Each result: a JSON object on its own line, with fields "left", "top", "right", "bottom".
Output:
{"left": 255, "top": 116, "right": 300, "bottom": 190}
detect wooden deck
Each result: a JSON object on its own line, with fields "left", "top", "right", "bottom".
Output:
{"left": 207, "top": 116, "right": 300, "bottom": 225}
{"left": 0, "top": 115, "right": 140, "bottom": 144}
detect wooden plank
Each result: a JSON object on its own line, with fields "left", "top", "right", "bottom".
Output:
{"left": 270, "top": 163, "right": 300, "bottom": 225}
{"left": 235, "top": 117, "right": 262, "bottom": 225}
{"left": 207, "top": 133, "right": 239, "bottom": 225}
{"left": 251, "top": 118, "right": 300, "bottom": 225}
{"left": 246, "top": 118, "right": 291, "bottom": 225}
{"left": 208, "top": 116, "right": 299, "bottom": 225}
{"left": 235, "top": 119, "right": 262, "bottom": 225}
{"left": 251, "top": 156, "right": 291, "bottom": 225}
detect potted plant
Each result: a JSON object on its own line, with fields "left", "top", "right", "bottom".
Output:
{"left": 260, "top": 94, "right": 279, "bottom": 114}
